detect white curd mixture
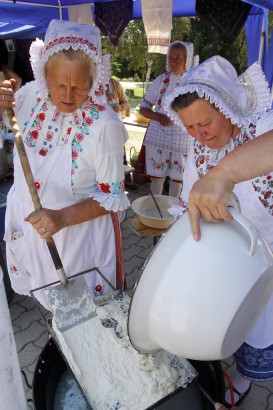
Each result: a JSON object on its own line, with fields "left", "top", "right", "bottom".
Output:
{"left": 52, "top": 293, "right": 196, "bottom": 410}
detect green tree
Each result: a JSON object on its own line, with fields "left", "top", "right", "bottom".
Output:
{"left": 101, "top": 13, "right": 273, "bottom": 81}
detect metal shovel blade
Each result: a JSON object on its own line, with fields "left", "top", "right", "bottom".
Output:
{"left": 45, "top": 275, "right": 97, "bottom": 332}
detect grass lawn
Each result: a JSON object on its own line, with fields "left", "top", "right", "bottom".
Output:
{"left": 122, "top": 83, "right": 147, "bottom": 109}
{"left": 120, "top": 82, "right": 147, "bottom": 162}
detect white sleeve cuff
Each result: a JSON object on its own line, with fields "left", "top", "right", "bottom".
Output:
{"left": 89, "top": 192, "right": 130, "bottom": 212}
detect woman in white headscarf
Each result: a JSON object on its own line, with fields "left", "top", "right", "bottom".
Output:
{"left": 165, "top": 55, "right": 273, "bottom": 408}
{"left": 138, "top": 41, "right": 199, "bottom": 198}
{"left": 0, "top": 19, "right": 129, "bottom": 308}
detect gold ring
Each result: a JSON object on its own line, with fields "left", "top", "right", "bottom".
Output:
{"left": 41, "top": 227, "right": 47, "bottom": 233}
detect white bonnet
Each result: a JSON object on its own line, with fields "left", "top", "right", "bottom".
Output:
{"left": 101, "top": 54, "right": 112, "bottom": 86}
{"left": 167, "top": 41, "right": 199, "bottom": 72}
{"left": 30, "top": 19, "right": 107, "bottom": 104}
{"left": 164, "top": 55, "right": 271, "bottom": 130}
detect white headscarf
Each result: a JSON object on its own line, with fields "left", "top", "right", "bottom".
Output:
{"left": 166, "top": 41, "right": 199, "bottom": 72}
{"left": 29, "top": 19, "right": 107, "bottom": 104}
{"left": 164, "top": 55, "right": 271, "bottom": 130}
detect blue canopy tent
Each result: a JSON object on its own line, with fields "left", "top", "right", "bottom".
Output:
{"left": 0, "top": 0, "right": 272, "bottom": 95}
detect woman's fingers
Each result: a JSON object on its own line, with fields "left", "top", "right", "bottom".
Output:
{"left": 188, "top": 203, "right": 202, "bottom": 241}
{"left": 0, "top": 79, "right": 16, "bottom": 108}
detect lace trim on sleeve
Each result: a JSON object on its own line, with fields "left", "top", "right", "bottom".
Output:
{"left": 89, "top": 191, "right": 130, "bottom": 212}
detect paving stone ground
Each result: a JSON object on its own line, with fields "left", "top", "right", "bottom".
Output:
{"left": 2, "top": 181, "right": 273, "bottom": 409}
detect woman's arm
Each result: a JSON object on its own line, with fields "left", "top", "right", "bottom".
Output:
{"left": 25, "top": 198, "right": 110, "bottom": 238}
{"left": 139, "top": 106, "right": 172, "bottom": 125}
{"left": 188, "top": 131, "right": 273, "bottom": 240}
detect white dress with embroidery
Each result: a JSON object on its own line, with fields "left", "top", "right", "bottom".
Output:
{"left": 177, "top": 116, "right": 273, "bottom": 349}
{"left": 4, "top": 82, "right": 130, "bottom": 308}
{"left": 140, "top": 72, "right": 193, "bottom": 179}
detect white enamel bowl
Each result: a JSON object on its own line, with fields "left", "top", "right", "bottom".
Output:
{"left": 131, "top": 195, "right": 180, "bottom": 229}
{"left": 128, "top": 209, "right": 273, "bottom": 360}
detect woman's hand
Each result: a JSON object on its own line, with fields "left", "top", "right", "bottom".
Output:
{"left": 0, "top": 79, "right": 16, "bottom": 112}
{"left": 188, "top": 165, "right": 235, "bottom": 241}
{"left": 24, "top": 208, "right": 65, "bottom": 239}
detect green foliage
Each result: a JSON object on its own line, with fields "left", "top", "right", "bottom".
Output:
{"left": 189, "top": 17, "right": 248, "bottom": 72}
{"left": 101, "top": 15, "right": 251, "bottom": 82}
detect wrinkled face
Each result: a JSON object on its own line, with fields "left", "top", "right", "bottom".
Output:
{"left": 177, "top": 98, "right": 236, "bottom": 150}
{"left": 168, "top": 47, "right": 186, "bottom": 75}
{"left": 46, "top": 56, "right": 92, "bottom": 113}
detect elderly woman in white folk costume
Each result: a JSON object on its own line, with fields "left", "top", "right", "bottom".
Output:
{"left": 138, "top": 41, "right": 199, "bottom": 198}
{"left": 165, "top": 55, "right": 273, "bottom": 408}
{"left": 0, "top": 20, "right": 129, "bottom": 308}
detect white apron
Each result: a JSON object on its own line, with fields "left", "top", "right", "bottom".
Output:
{"left": 234, "top": 180, "right": 273, "bottom": 348}
{"left": 5, "top": 101, "right": 117, "bottom": 309}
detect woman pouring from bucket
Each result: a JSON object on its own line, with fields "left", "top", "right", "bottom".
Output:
{"left": 0, "top": 19, "right": 129, "bottom": 309}
{"left": 165, "top": 55, "right": 273, "bottom": 408}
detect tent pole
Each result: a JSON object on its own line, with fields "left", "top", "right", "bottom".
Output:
{"left": 258, "top": 16, "right": 265, "bottom": 65}
{"left": 58, "top": 0, "right": 63, "bottom": 20}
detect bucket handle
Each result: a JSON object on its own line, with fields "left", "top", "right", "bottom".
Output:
{"left": 227, "top": 192, "right": 241, "bottom": 213}
{"left": 228, "top": 208, "right": 257, "bottom": 256}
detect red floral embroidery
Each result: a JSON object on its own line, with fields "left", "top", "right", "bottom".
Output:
{"left": 158, "top": 98, "right": 162, "bottom": 106}
{"left": 99, "top": 183, "right": 111, "bottom": 193}
{"left": 163, "top": 78, "right": 170, "bottom": 84}
{"left": 46, "top": 132, "right": 53, "bottom": 141}
{"left": 67, "top": 127, "right": 72, "bottom": 135}
{"left": 31, "top": 130, "right": 39, "bottom": 139}
{"left": 76, "top": 133, "right": 84, "bottom": 142}
{"left": 85, "top": 117, "right": 93, "bottom": 126}
{"left": 95, "top": 284, "right": 102, "bottom": 292}
{"left": 72, "top": 150, "right": 78, "bottom": 159}
{"left": 39, "top": 148, "right": 47, "bottom": 156}
{"left": 38, "top": 113, "right": 45, "bottom": 121}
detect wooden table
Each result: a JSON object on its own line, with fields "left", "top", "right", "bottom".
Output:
{"left": 123, "top": 117, "right": 148, "bottom": 129}
{"left": 126, "top": 216, "right": 164, "bottom": 245}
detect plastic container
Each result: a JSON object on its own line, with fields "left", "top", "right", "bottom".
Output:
{"left": 128, "top": 209, "right": 273, "bottom": 360}
{"left": 131, "top": 195, "right": 180, "bottom": 229}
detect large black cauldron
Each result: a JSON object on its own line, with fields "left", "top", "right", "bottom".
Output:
{"left": 33, "top": 339, "right": 225, "bottom": 410}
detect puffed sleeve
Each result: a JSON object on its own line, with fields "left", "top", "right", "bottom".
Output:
{"left": 255, "top": 111, "right": 273, "bottom": 136}
{"left": 139, "top": 74, "right": 163, "bottom": 108}
{"left": 89, "top": 115, "right": 130, "bottom": 212}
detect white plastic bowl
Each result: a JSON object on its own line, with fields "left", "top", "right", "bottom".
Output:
{"left": 131, "top": 195, "right": 180, "bottom": 229}
{"left": 128, "top": 209, "right": 273, "bottom": 360}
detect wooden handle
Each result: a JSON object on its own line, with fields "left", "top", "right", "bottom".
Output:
{"left": 7, "top": 108, "right": 42, "bottom": 211}
{"left": 7, "top": 108, "right": 67, "bottom": 284}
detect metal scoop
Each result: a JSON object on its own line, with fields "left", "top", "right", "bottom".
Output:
{"left": 7, "top": 107, "right": 96, "bottom": 331}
